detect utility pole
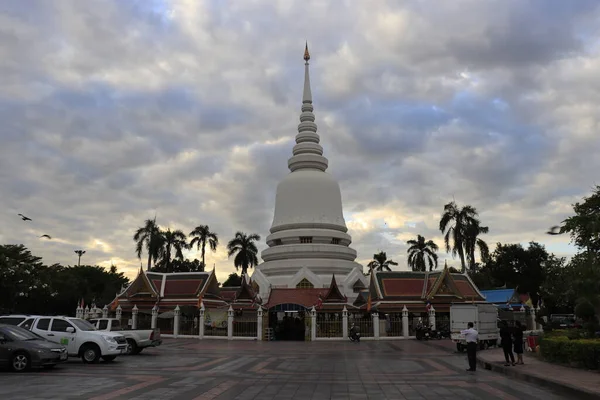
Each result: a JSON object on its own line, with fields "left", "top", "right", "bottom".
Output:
{"left": 74, "top": 250, "right": 86, "bottom": 266}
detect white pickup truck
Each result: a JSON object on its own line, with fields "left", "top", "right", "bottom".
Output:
{"left": 23, "top": 316, "right": 127, "bottom": 363}
{"left": 88, "top": 318, "right": 161, "bottom": 355}
{"left": 450, "top": 303, "right": 499, "bottom": 352}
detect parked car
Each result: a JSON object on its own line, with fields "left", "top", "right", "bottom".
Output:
{"left": 0, "top": 315, "right": 43, "bottom": 328}
{"left": 88, "top": 318, "right": 162, "bottom": 355}
{"left": 23, "top": 316, "right": 127, "bottom": 363}
{"left": 0, "top": 324, "right": 68, "bottom": 372}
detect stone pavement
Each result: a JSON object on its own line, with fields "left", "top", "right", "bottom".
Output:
{"left": 477, "top": 347, "right": 600, "bottom": 399}
{"left": 0, "top": 339, "right": 576, "bottom": 399}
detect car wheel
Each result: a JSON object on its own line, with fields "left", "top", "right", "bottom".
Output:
{"left": 125, "top": 339, "right": 137, "bottom": 355}
{"left": 81, "top": 345, "right": 101, "bottom": 364}
{"left": 11, "top": 352, "right": 30, "bottom": 372}
{"left": 102, "top": 356, "right": 117, "bottom": 362}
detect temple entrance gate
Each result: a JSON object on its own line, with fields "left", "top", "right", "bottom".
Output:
{"left": 268, "top": 304, "right": 309, "bottom": 341}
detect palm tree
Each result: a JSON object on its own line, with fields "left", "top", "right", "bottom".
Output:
{"left": 133, "top": 218, "right": 162, "bottom": 270}
{"left": 367, "top": 251, "right": 398, "bottom": 273}
{"left": 160, "top": 229, "right": 189, "bottom": 273}
{"left": 439, "top": 201, "right": 486, "bottom": 273}
{"left": 189, "top": 225, "right": 219, "bottom": 272}
{"left": 406, "top": 235, "right": 439, "bottom": 272}
{"left": 464, "top": 221, "right": 490, "bottom": 270}
{"left": 226, "top": 231, "right": 261, "bottom": 276}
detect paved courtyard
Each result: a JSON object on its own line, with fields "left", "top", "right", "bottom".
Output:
{"left": 0, "top": 339, "right": 574, "bottom": 399}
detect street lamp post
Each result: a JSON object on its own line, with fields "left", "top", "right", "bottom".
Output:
{"left": 74, "top": 250, "right": 86, "bottom": 266}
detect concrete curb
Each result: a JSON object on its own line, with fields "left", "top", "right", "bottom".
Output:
{"left": 477, "top": 356, "right": 599, "bottom": 400}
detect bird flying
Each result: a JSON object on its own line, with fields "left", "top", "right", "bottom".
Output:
{"left": 39, "top": 235, "right": 52, "bottom": 239}
{"left": 18, "top": 213, "right": 32, "bottom": 221}
{"left": 546, "top": 225, "right": 562, "bottom": 235}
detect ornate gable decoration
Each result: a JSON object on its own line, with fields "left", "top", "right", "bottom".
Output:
{"left": 121, "top": 268, "right": 158, "bottom": 298}
{"left": 323, "top": 274, "right": 346, "bottom": 303}
{"left": 234, "top": 275, "right": 257, "bottom": 303}
{"left": 426, "top": 265, "right": 463, "bottom": 300}
{"left": 201, "top": 271, "right": 221, "bottom": 299}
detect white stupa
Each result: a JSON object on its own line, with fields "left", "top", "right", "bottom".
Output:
{"left": 252, "top": 45, "right": 366, "bottom": 300}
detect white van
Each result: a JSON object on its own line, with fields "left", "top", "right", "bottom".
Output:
{"left": 26, "top": 316, "right": 127, "bottom": 363}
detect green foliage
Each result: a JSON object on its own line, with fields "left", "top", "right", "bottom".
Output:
{"left": 576, "top": 299, "right": 597, "bottom": 321}
{"left": 406, "top": 235, "right": 438, "bottom": 272}
{"left": 227, "top": 231, "right": 261, "bottom": 276}
{"left": 540, "top": 336, "right": 600, "bottom": 370}
{"left": 560, "top": 185, "right": 600, "bottom": 253}
{"left": 439, "top": 201, "right": 489, "bottom": 272}
{"left": 0, "top": 245, "right": 128, "bottom": 316}
{"left": 483, "top": 241, "right": 549, "bottom": 305}
{"left": 221, "top": 273, "right": 242, "bottom": 287}
{"left": 367, "top": 251, "right": 399, "bottom": 273}
{"left": 152, "top": 258, "right": 204, "bottom": 273}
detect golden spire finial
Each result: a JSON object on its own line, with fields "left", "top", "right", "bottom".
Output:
{"left": 304, "top": 41, "right": 310, "bottom": 62}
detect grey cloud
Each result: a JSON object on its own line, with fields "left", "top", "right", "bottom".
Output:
{"left": 1, "top": 0, "right": 597, "bottom": 279}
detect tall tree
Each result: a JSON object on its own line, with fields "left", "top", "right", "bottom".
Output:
{"left": 222, "top": 273, "right": 242, "bottom": 287}
{"left": 189, "top": 225, "right": 219, "bottom": 272}
{"left": 133, "top": 218, "right": 162, "bottom": 270}
{"left": 439, "top": 201, "right": 486, "bottom": 273}
{"left": 159, "top": 229, "right": 189, "bottom": 273}
{"left": 227, "top": 232, "right": 261, "bottom": 276}
{"left": 406, "top": 235, "right": 439, "bottom": 272}
{"left": 367, "top": 251, "right": 398, "bottom": 273}
{"left": 464, "top": 221, "right": 490, "bottom": 270}
{"left": 558, "top": 185, "right": 600, "bottom": 254}
{"left": 486, "top": 241, "right": 548, "bottom": 306}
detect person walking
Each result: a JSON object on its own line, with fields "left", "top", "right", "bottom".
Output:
{"left": 500, "top": 320, "right": 515, "bottom": 366}
{"left": 461, "top": 322, "right": 478, "bottom": 372}
{"left": 513, "top": 320, "right": 526, "bottom": 365}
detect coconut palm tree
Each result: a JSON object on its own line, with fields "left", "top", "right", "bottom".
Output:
{"left": 406, "top": 235, "right": 439, "bottom": 272}
{"left": 160, "top": 229, "right": 189, "bottom": 272}
{"left": 439, "top": 201, "right": 484, "bottom": 273}
{"left": 133, "top": 218, "right": 162, "bottom": 270}
{"left": 367, "top": 251, "right": 398, "bottom": 273}
{"left": 189, "top": 225, "right": 219, "bottom": 272}
{"left": 226, "top": 231, "right": 261, "bottom": 276}
{"left": 464, "top": 221, "right": 490, "bottom": 271}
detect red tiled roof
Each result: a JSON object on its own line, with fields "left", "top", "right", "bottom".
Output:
{"left": 163, "top": 279, "right": 204, "bottom": 297}
{"left": 151, "top": 280, "right": 162, "bottom": 292}
{"left": 455, "top": 281, "right": 477, "bottom": 298}
{"left": 219, "top": 289, "right": 238, "bottom": 301}
{"left": 381, "top": 278, "right": 424, "bottom": 297}
{"left": 265, "top": 288, "right": 328, "bottom": 308}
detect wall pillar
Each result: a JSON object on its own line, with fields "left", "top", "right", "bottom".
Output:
{"left": 227, "top": 305, "right": 234, "bottom": 340}
{"left": 115, "top": 305, "right": 122, "bottom": 322}
{"left": 199, "top": 302, "right": 205, "bottom": 339}
{"left": 373, "top": 312, "right": 380, "bottom": 340}
{"left": 76, "top": 305, "right": 82, "bottom": 319}
{"left": 151, "top": 305, "right": 158, "bottom": 329}
{"left": 402, "top": 305, "right": 409, "bottom": 338}
{"left": 174, "top": 305, "right": 180, "bottom": 338}
{"left": 342, "top": 306, "right": 348, "bottom": 339}
{"left": 257, "top": 307, "right": 263, "bottom": 340}
{"left": 429, "top": 306, "right": 436, "bottom": 331}
{"left": 102, "top": 305, "right": 108, "bottom": 318}
{"left": 132, "top": 305, "right": 138, "bottom": 329}
{"left": 310, "top": 306, "right": 316, "bottom": 341}
{"left": 84, "top": 306, "right": 90, "bottom": 320}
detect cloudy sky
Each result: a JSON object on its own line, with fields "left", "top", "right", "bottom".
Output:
{"left": 1, "top": 0, "right": 599, "bottom": 281}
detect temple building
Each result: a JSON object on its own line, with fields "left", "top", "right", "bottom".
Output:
{"left": 250, "top": 44, "right": 367, "bottom": 301}
{"left": 107, "top": 45, "right": 486, "bottom": 339}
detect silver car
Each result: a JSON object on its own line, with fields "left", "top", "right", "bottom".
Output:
{"left": 0, "top": 324, "right": 68, "bottom": 372}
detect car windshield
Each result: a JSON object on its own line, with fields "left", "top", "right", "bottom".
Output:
{"left": 70, "top": 318, "right": 97, "bottom": 331}
{"left": 2, "top": 325, "right": 43, "bottom": 341}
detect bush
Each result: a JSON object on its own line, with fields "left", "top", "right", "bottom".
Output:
{"left": 575, "top": 299, "right": 596, "bottom": 321}
{"left": 541, "top": 336, "right": 600, "bottom": 370}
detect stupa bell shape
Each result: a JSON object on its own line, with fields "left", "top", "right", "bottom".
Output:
{"left": 254, "top": 45, "right": 364, "bottom": 297}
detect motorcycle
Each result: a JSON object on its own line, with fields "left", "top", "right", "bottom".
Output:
{"left": 416, "top": 324, "right": 430, "bottom": 340}
{"left": 349, "top": 325, "right": 361, "bottom": 342}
